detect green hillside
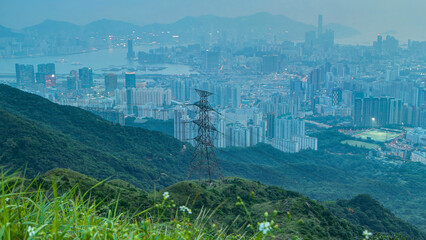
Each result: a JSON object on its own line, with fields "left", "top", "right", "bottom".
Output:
{"left": 163, "top": 178, "right": 363, "bottom": 239}
{"left": 0, "top": 107, "right": 119, "bottom": 179}
{"left": 35, "top": 168, "right": 150, "bottom": 213}
{"left": 326, "top": 194, "right": 425, "bottom": 239}
{"left": 0, "top": 84, "right": 425, "bottom": 237}
{"left": 29, "top": 169, "right": 425, "bottom": 239}
{"left": 0, "top": 84, "right": 192, "bottom": 190}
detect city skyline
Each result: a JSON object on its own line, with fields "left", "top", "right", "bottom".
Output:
{"left": 1, "top": 0, "right": 426, "bottom": 42}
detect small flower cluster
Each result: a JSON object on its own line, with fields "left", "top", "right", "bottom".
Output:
{"left": 163, "top": 192, "right": 170, "bottom": 200}
{"left": 27, "top": 226, "right": 36, "bottom": 237}
{"left": 258, "top": 221, "right": 272, "bottom": 235}
{"left": 363, "top": 230, "right": 373, "bottom": 239}
{"left": 179, "top": 206, "right": 192, "bottom": 214}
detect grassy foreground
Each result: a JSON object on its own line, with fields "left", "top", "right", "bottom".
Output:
{"left": 0, "top": 170, "right": 407, "bottom": 240}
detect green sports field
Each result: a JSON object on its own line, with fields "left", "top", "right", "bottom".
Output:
{"left": 354, "top": 129, "right": 402, "bottom": 142}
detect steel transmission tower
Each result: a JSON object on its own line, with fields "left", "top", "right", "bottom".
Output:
{"left": 187, "top": 89, "right": 223, "bottom": 182}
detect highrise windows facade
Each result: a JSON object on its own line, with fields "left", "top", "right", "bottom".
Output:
{"left": 79, "top": 67, "right": 93, "bottom": 88}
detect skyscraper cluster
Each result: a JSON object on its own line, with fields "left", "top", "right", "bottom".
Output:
{"left": 37, "top": 63, "right": 56, "bottom": 87}
{"left": 354, "top": 97, "right": 425, "bottom": 127}
{"left": 304, "top": 15, "right": 334, "bottom": 50}
{"left": 15, "top": 64, "right": 34, "bottom": 85}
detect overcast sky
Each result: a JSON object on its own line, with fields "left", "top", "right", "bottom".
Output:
{"left": 1, "top": 0, "right": 425, "bottom": 42}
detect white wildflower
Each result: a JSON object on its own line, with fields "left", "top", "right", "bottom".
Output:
{"left": 259, "top": 221, "right": 272, "bottom": 235}
{"left": 179, "top": 206, "right": 192, "bottom": 214}
{"left": 162, "top": 192, "right": 170, "bottom": 200}
{"left": 363, "top": 230, "right": 373, "bottom": 239}
{"left": 27, "top": 226, "right": 36, "bottom": 237}
{"left": 5, "top": 197, "right": 9, "bottom": 203}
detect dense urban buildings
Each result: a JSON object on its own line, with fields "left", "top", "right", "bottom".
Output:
{"left": 6, "top": 13, "right": 426, "bottom": 158}
{"left": 15, "top": 64, "right": 34, "bottom": 85}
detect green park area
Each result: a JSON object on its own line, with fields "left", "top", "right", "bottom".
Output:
{"left": 342, "top": 140, "right": 380, "bottom": 149}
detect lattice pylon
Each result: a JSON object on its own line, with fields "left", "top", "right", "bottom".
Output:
{"left": 187, "top": 89, "right": 223, "bottom": 182}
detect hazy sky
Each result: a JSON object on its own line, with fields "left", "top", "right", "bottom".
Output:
{"left": 1, "top": 0, "right": 425, "bottom": 41}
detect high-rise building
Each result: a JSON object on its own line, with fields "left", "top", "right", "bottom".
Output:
{"left": 249, "top": 125, "right": 264, "bottom": 146}
{"left": 173, "top": 107, "right": 196, "bottom": 146}
{"left": 373, "top": 34, "right": 383, "bottom": 52}
{"left": 67, "top": 70, "right": 78, "bottom": 90}
{"left": 383, "top": 35, "right": 399, "bottom": 53}
{"left": 203, "top": 50, "right": 221, "bottom": 72}
{"left": 353, "top": 97, "right": 405, "bottom": 127}
{"left": 36, "top": 63, "right": 55, "bottom": 84}
{"left": 15, "top": 64, "right": 34, "bottom": 85}
{"left": 417, "top": 87, "right": 426, "bottom": 108}
{"left": 231, "top": 85, "right": 241, "bottom": 108}
{"left": 305, "top": 31, "right": 316, "bottom": 48}
{"left": 308, "top": 68, "right": 321, "bottom": 99}
{"left": 227, "top": 123, "right": 250, "bottom": 147}
{"left": 67, "top": 76, "right": 77, "bottom": 90}
{"left": 171, "top": 79, "right": 185, "bottom": 101}
{"left": 332, "top": 88, "right": 342, "bottom": 106}
{"left": 125, "top": 72, "right": 136, "bottom": 89}
{"left": 266, "top": 112, "right": 276, "bottom": 139}
{"left": 290, "top": 78, "right": 303, "bottom": 97}
{"left": 79, "top": 67, "right": 93, "bottom": 88}
{"left": 318, "top": 14, "right": 323, "bottom": 36}
{"left": 215, "top": 117, "right": 226, "bottom": 148}
{"left": 261, "top": 55, "right": 279, "bottom": 73}
{"left": 37, "top": 63, "right": 55, "bottom": 75}
{"left": 272, "top": 138, "right": 300, "bottom": 153}
{"left": 342, "top": 90, "right": 353, "bottom": 107}
{"left": 321, "top": 29, "right": 335, "bottom": 49}
{"left": 127, "top": 39, "right": 135, "bottom": 59}
{"left": 44, "top": 74, "right": 56, "bottom": 87}
{"left": 104, "top": 73, "right": 118, "bottom": 92}
{"left": 274, "top": 116, "right": 305, "bottom": 140}
{"left": 292, "top": 136, "right": 318, "bottom": 151}
{"left": 37, "top": 63, "right": 56, "bottom": 87}
{"left": 389, "top": 98, "right": 403, "bottom": 125}
{"left": 129, "top": 88, "right": 169, "bottom": 106}
{"left": 174, "top": 107, "right": 186, "bottom": 141}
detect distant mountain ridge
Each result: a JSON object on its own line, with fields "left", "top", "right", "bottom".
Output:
{"left": 23, "top": 19, "right": 81, "bottom": 36}
{"left": 20, "top": 12, "right": 359, "bottom": 40}
{"left": 0, "top": 25, "right": 24, "bottom": 38}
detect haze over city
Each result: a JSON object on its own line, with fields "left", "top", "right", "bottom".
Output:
{"left": 1, "top": 0, "right": 426, "bottom": 42}
{"left": 0, "top": 0, "right": 425, "bottom": 239}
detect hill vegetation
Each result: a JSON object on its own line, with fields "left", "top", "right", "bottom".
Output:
{"left": 326, "top": 195, "right": 424, "bottom": 238}
{"left": 0, "top": 84, "right": 192, "bottom": 190}
{"left": 0, "top": 84, "right": 425, "bottom": 236}
{"left": 1, "top": 169, "right": 421, "bottom": 239}
{"left": 217, "top": 139, "right": 426, "bottom": 232}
